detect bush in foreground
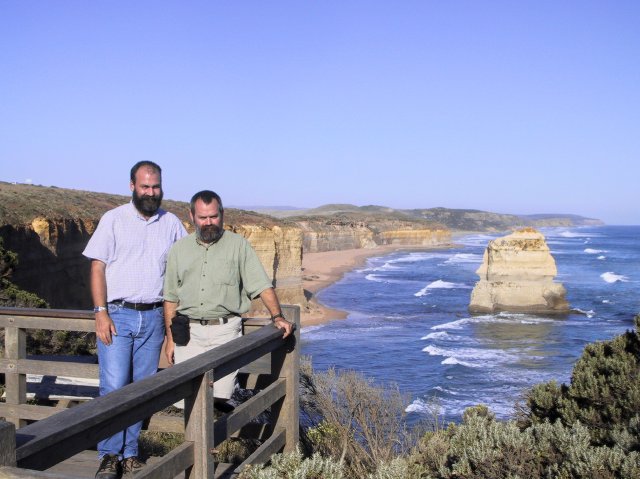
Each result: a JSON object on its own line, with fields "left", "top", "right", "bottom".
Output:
{"left": 240, "top": 315, "right": 640, "bottom": 478}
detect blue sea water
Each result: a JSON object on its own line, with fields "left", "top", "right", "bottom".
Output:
{"left": 300, "top": 225, "right": 640, "bottom": 423}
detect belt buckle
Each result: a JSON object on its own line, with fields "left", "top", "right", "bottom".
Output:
{"left": 199, "top": 319, "right": 209, "bottom": 326}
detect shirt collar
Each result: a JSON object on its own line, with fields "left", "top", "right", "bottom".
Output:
{"left": 129, "top": 201, "right": 161, "bottom": 223}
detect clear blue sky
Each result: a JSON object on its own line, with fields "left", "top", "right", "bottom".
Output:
{"left": 1, "top": 1, "right": 638, "bottom": 224}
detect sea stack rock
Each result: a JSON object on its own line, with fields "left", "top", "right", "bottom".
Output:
{"left": 469, "top": 228, "right": 570, "bottom": 314}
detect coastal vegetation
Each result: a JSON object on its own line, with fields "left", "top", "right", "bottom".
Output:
{"left": 240, "top": 315, "right": 640, "bottom": 478}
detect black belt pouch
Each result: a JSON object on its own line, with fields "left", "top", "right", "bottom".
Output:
{"left": 170, "top": 313, "right": 190, "bottom": 346}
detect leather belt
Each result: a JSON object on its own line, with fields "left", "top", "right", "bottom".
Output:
{"left": 111, "top": 300, "right": 163, "bottom": 311}
{"left": 190, "top": 313, "right": 237, "bottom": 326}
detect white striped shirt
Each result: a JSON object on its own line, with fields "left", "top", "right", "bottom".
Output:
{"left": 83, "top": 202, "right": 187, "bottom": 303}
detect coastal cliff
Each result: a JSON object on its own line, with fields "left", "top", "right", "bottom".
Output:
{"left": 469, "top": 228, "right": 570, "bottom": 314}
{"left": 290, "top": 213, "right": 451, "bottom": 253}
{"left": 0, "top": 182, "right": 306, "bottom": 311}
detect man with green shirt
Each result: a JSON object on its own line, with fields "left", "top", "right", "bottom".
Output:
{"left": 163, "top": 190, "right": 292, "bottom": 403}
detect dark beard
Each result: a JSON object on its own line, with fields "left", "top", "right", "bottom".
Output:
{"left": 132, "top": 190, "right": 163, "bottom": 216}
{"left": 197, "top": 224, "right": 223, "bottom": 244}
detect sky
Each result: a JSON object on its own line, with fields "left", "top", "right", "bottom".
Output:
{"left": 1, "top": 1, "right": 638, "bottom": 224}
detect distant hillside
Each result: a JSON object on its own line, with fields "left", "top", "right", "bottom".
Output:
{"left": 0, "top": 181, "right": 282, "bottom": 229}
{"left": 251, "top": 203, "right": 603, "bottom": 231}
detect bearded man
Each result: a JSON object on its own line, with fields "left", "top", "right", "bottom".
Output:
{"left": 163, "top": 190, "right": 292, "bottom": 408}
{"left": 83, "top": 161, "right": 186, "bottom": 478}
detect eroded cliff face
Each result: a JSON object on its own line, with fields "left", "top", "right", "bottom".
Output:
{"left": 1, "top": 212, "right": 306, "bottom": 311}
{"left": 294, "top": 217, "right": 451, "bottom": 253}
{"left": 230, "top": 224, "right": 304, "bottom": 313}
{"left": 469, "top": 228, "right": 570, "bottom": 314}
{"left": 0, "top": 218, "right": 97, "bottom": 308}
{"left": 375, "top": 229, "right": 451, "bottom": 246}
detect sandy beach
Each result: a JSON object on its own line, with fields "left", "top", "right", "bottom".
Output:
{"left": 300, "top": 244, "right": 452, "bottom": 327}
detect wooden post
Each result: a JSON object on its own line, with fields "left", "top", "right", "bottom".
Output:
{"left": 183, "top": 370, "right": 214, "bottom": 478}
{"left": 4, "top": 325, "right": 27, "bottom": 428}
{"left": 270, "top": 305, "right": 300, "bottom": 452}
{"left": 0, "top": 421, "right": 16, "bottom": 467}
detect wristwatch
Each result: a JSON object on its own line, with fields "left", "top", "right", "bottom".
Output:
{"left": 93, "top": 306, "right": 107, "bottom": 313}
{"left": 271, "top": 312, "right": 286, "bottom": 322}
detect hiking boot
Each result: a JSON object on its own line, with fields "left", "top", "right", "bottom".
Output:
{"left": 121, "top": 456, "right": 146, "bottom": 477}
{"left": 95, "top": 454, "right": 122, "bottom": 479}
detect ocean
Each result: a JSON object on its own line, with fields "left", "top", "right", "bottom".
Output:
{"left": 300, "top": 225, "right": 640, "bottom": 423}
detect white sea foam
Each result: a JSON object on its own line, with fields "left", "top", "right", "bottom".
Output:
{"left": 444, "top": 253, "right": 483, "bottom": 264}
{"left": 602, "top": 299, "right": 611, "bottom": 304}
{"left": 598, "top": 255, "right": 606, "bottom": 260}
{"left": 442, "top": 357, "right": 477, "bottom": 367}
{"left": 365, "top": 273, "right": 384, "bottom": 282}
{"left": 386, "top": 252, "right": 442, "bottom": 264}
{"left": 414, "top": 286, "right": 430, "bottom": 297}
{"left": 414, "top": 280, "right": 470, "bottom": 297}
{"left": 601, "top": 272, "right": 629, "bottom": 283}
{"left": 421, "top": 331, "right": 449, "bottom": 340}
{"left": 422, "top": 345, "right": 448, "bottom": 356}
{"left": 573, "top": 308, "right": 596, "bottom": 318}
{"left": 431, "top": 318, "right": 472, "bottom": 330}
{"left": 584, "top": 248, "right": 606, "bottom": 254}
{"left": 300, "top": 324, "right": 327, "bottom": 334}
{"left": 559, "top": 230, "right": 594, "bottom": 238}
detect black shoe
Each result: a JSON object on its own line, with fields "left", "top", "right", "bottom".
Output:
{"left": 121, "top": 456, "right": 145, "bottom": 477}
{"left": 96, "top": 454, "right": 122, "bottom": 479}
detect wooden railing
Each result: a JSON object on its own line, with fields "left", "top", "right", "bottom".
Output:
{"left": 0, "top": 305, "right": 300, "bottom": 478}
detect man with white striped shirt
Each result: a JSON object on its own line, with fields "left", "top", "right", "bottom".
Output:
{"left": 83, "top": 161, "right": 186, "bottom": 479}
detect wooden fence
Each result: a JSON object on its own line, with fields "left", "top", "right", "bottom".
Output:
{"left": 0, "top": 304, "right": 300, "bottom": 478}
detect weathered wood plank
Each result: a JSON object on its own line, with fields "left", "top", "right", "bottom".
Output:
{"left": 4, "top": 327, "right": 27, "bottom": 429}
{"left": 0, "top": 404, "right": 62, "bottom": 422}
{"left": 16, "top": 325, "right": 288, "bottom": 470}
{"left": 0, "top": 422, "right": 16, "bottom": 467}
{"left": 184, "top": 371, "right": 214, "bottom": 478}
{"left": 0, "top": 359, "right": 99, "bottom": 379}
{"left": 271, "top": 306, "right": 300, "bottom": 452}
{"left": 0, "top": 316, "right": 94, "bottom": 332}
{"left": 0, "top": 466, "right": 86, "bottom": 478}
{"left": 135, "top": 442, "right": 193, "bottom": 479}
{"left": 0, "top": 308, "right": 92, "bottom": 319}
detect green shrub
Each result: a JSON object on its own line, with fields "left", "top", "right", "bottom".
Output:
{"left": 524, "top": 315, "right": 640, "bottom": 450}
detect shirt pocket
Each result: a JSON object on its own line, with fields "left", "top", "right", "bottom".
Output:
{"left": 209, "top": 259, "right": 239, "bottom": 285}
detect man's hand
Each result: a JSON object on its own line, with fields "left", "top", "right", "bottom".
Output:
{"left": 95, "top": 311, "right": 117, "bottom": 345}
{"left": 165, "top": 339, "right": 175, "bottom": 365}
{"left": 274, "top": 317, "right": 293, "bottom": 338}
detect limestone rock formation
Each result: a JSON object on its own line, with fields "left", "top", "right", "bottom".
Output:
{"left": 0, "top": 182, "right": 306, "bottom": 310}
{"left": 291, "top": 214, "right": 451, "bottom": 253}
{"left": 469, "top": 228, "right": 570, "bottom": 314}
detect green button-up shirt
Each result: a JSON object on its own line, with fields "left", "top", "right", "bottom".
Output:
{"left": 163, "top": 230, "right": 272, "bottom": 319}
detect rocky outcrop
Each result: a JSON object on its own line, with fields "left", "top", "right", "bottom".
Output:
{"left": 469, "top": 228, "right": 570, "bottom": 314}
{"left": 231, "top": 224, "right": 304, "bottom": 313}
{"left": 0, "top": 182, "right": 306, "bottom": 310}
{"left": 375, "top": 229, "right": 450, "bottom": 246}
{"left": 290, "top": 214, "right": 451, "bottom": 253}
{"left": 297, "top": 220, "right": 377, "bottom": 252}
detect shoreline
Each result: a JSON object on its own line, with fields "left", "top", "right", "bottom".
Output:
{"left": 299, "top": 243, "right": 455, "bottom": 327}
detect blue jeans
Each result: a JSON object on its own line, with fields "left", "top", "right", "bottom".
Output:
{"left": 97, "top": 303, "right": 165, "bottom": 459}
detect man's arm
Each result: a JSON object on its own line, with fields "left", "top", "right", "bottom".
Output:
{"left": 164, "top": 300, "right": 178, "bottom": 365}
{"left": 259, "top": 287, "right": 293, "bottom": 338}
{"left": 90, "top": 260, "right": 117, "bottom": 346}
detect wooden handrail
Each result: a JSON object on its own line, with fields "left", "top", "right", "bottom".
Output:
{"left": 0, "top": 305, "right": 300, "bottom": 478}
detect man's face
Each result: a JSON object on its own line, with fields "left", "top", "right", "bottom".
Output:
{"left": 190, "top": 199, "right": 224, "bottom": 244}
{"left": 130, "top": 167, "right": 163, "bottom": 217}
